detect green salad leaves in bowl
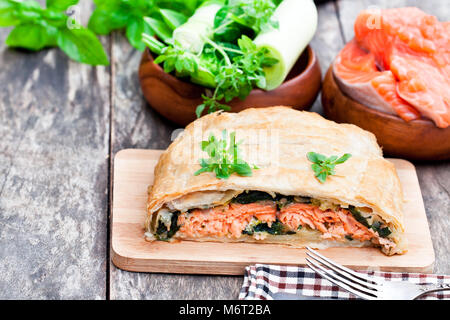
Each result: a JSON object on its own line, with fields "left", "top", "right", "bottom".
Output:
{"left": 139, "top": 0, "right": 322, "bottom": 126}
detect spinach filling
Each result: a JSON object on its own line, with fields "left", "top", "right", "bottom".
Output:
{"left": 348, "top": 206, "right": 371, "bottom": 228}
{"left": 155, "top": 211, "right": 181, "bottom": 241}
{"left": 348, "top": 206, "right": 391, "bottom": 238}
{"left": 156, "top": 193, "right": 391, "bottom": 240}
{"left": 243, "top": 220, "right": 296, "bottom": 236}
{"left": 232, "top": 190, "right": 310, "bottom": 209}
{"left": 232, "top": 191, "right": 274, "bottom": 204}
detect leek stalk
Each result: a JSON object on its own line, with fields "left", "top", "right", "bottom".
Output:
{"left": 254, "top": 0, "right": 318, "bottom": 90}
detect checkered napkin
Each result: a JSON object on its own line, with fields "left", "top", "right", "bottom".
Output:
{"left": 239, "top": 264, "right": 450, "bottom": 300}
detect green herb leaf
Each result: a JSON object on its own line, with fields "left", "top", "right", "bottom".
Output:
{"left": 194, "top": 130, "right": 256, "bottom": 179}
{"left": 0, "top": 0, "right": 21, "bottom": 27}
{"left": 335, "top": 153, "right": 352, "bottom": 164}
{"left": 143, "top": 16, "right": 172, "bottom": 43}
{"left": 46, "top": 0, "right": 78, "bottom": 11}
{"left": 6, "top": 23, "right": 49, "bottom": 51}
{"left": 57, "top": 26, "right": 109, "bottom": 65}
{"left": 195, "top": 103, "right": 206, "bottom": 118}
{"left": 142, "top": 33, "right": 166, "bottom": 55}
{"left": 194, "top": 35, "right": 278, "bottom": 117}
{"left": 88, "top": 8, "right": 129, "bottom": 35}
{"left": 232, "top": 162, "right": 253, "bottom": 176}
{"left": 126, "top": 17, "right": 152, "bottom": 51}
{"left": 307, "top": 152, "right": 352, "bottom": 183}
{"left": 158, "top": 8, "right": 187, "bottom": 30}
{"left": 213, "top": 0, "right": 278, "bottom": 37}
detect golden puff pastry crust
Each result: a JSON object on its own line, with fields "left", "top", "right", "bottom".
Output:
{"left": 146, "top": 107, "right": 406, "bottom": 253}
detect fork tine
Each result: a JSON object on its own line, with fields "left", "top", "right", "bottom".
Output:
{"left": 305, "top": 259, "right": 377, "bottom": 300}
{"left": 306, "top": 257, "right": 379, "bottom": 297}
{"left": 306, "top": 250, "right": 381, "bottom": 291}
{"left": 306, "top": 247, "right": 380, "bottom": 286}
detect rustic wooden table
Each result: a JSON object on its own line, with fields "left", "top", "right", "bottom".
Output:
{"left": 0, "top": 0, "right": 448, "bottom": 299}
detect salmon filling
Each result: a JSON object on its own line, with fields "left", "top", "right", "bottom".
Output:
{"left": 278, "top": 203, "right": 376, "bottom": 242}
{"left": 174, "top": 199, "right": 392, "bottom": 247}
{"left": 178, "top": 202, "right": 277, "bottom": 238}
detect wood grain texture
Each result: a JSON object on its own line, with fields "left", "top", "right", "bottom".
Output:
{"left": 0, "top": 0, "right": 446, "bottom": 301}
{"left": 335, "top": 0, "right": 450, "bottom": 276}
{"left": 109, "top": 31, "right": 244, "bottom": 300}
{"left": 109, "top": 2, "right": 346, "bottom": 300}
{"left": 0, "top": 1, "right": 110, "bottom": 299}
{"left": 309, "top": 0, "right": 345, "bottom": 114}
{"left": 112, "top": 149, "right": 434, "bottom": 274}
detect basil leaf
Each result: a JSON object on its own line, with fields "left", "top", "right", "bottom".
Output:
{"left": 46, "top": 0, "right": 78, "bottom": 11}
{"left": 126, "top": 17, "right": 152, "bottom": 51}
{"left": 158, "top": 8, "right": 187, "bottom": 30}
{"left": 88, "top": 9, "right": 129, "bottom": 34}
{"left": 213, "top": 5, "right": 228, "bottom": 29}
{"left": 57, "top": 26, "right": 109, "bottom": 65}
{"left": 19, "top": 0, "right": 41, "bottom": 10}
{"left": 143, "top": 16, "right": 172, "bottom": 43}
{"left": 0, "top": 0, "right": 20, "bottom": 26}
{"left": 6, "top": 23, "right": 49, "bottom": 51}
{"left": 157, "top": 0, "right": 199, "bottom": 16}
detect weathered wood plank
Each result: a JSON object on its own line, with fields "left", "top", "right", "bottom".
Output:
{"left": 415, "top": 163, "right": 450, "bottom": 274}
{"left": 0, "top": 1, "right": 110, "bottom": 299}
{"left": 109, "top": 29, "right": 243, "bottom": 300}
{"left": 310, "top": 0, "right": 346, "bottom": 114}
{"left": 109, "top": 2, "right": 344, "bottom": 299}
{"left": 335, "top": 0, "right": 450, "bottom": 274}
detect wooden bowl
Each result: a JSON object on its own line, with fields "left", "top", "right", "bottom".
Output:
{"left": 322, "top": 67, "right": 450, "bottom": 161}
{"left": 139, "top": 46, "right": 321, "bottom": 126}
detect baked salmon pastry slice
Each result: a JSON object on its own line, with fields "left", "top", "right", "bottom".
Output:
{"left": 145, "top": 107, "right": 407, "bottom": 255}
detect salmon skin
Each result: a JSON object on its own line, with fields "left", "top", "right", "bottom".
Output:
{"left": 333, "top": 7, "right": 450, "bottom": 128}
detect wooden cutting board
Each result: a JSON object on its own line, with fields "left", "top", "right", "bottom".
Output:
{"left": 111, "top": 149, "right": 435, "bottom": 275}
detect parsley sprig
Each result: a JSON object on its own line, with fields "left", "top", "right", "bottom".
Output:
{"left": 307, "top": 152, "right": 352, "bottom": 183}
{"left": 194, "top": 130, "right": 255, "bottom": 179}
{"left": 195, "top": 35, "right": 278, "bottom": 117}
{"left": 0, "top": 0, "right": 109, "bottom": 65}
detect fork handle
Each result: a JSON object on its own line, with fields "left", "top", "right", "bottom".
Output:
{"left": 414, "top": 283, "right": 450, "bottom": 299}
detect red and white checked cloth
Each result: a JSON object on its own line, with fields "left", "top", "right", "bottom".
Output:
{"left": 239, "top": 264, "right": 450, "bottom": 300}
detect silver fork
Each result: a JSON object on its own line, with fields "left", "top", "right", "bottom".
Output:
{"left": 305, "top": 247, "right": 450, "bottom": 300}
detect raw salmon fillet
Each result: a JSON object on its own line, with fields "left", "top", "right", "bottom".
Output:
{"left": 334, "top": 40, "right": 420, "bottom": 121}
{"left": 334, "top": 7, "right": 450, "bottom": 128}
